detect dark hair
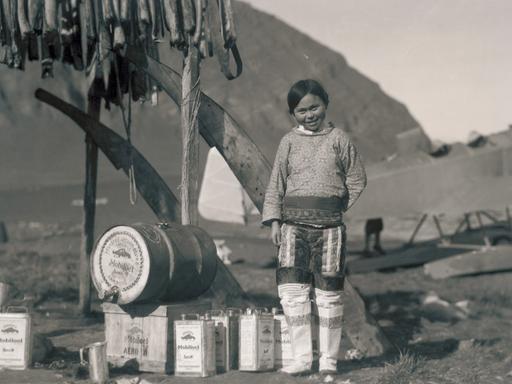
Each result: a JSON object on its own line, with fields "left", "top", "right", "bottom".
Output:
{"left": 287, "top": 79, "right": 329, "bottom": 114}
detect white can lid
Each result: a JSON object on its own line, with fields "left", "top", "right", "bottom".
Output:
{"left": 91, "top": 226, "right": 151, "bottom": 304}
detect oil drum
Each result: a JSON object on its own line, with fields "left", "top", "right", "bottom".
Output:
{"left": 91, "top": 222, "right": 218, "bottom": 305}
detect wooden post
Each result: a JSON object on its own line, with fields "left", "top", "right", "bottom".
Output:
{"left": 406, "top": 213, "right": 428, "bottom": 247}
{"left": 78, "top": 92, "right": 101, "bottom": 315}
{"left": 180, "top": 41, "right": 201, "bottom": 225}
{"left": 433, "top": 214, "right": 450, "bottom": 245}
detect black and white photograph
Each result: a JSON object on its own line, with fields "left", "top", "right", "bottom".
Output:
{"left": 0, "top": 1, "right": 511, "bottom": 383}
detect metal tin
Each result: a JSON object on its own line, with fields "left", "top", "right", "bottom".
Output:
{"left": 238, "top": 308, "right": 275, "bottom": 371}
{"left": 272, "top": 307, "right": 293, "bottom": 369}
{"left": 208, "top": 308, "right": 241, "bottom": 372}
{"left": 174, "top": 313, "right": 216, "bottom": 377}
{"left": 79, "top": 341, "right": 109, "bottom": 383}
{"left": 0, "top": 307, "right": 33, "bottom": 370}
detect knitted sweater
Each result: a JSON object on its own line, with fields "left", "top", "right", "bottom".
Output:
{"left": 262, "top": 125, "right": 367, "bottom": 226}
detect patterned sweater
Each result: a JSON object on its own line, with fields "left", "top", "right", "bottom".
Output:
{"left": 262, "top": 125, "right": 367, "bottom": 226}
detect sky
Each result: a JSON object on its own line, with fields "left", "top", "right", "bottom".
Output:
{"left": 242, "top": 0, "right": 512, "bottom": 142}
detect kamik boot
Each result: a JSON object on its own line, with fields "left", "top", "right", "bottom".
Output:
{"left": 315, "top": 288, "right": 344, "bottom": 374}
{"left": 278, "top": 283, "right": 313, "bottom": 375}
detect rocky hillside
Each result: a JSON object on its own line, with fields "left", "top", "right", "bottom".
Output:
{"left": 0, "top": 1, "right": 421, "bottom": 190}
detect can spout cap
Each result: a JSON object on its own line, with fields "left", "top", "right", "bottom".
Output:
{"left": 99, "top": 286, "right": 120, "bottom": 303}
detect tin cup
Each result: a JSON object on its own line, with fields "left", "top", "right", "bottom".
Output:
{"left": 0, "top": 282, "right": 12, "bottom": 312}
{"left": 79, "top": 341, "right": 109, "bottom": 384}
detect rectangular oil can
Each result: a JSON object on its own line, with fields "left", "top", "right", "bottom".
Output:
{"left": 0, "top": 307, "right": 32, "bottom": 370}
{"left": 209, "top": 308, "right": 241, "bottom": 372}
{"left": 174, "top": 314, "right": 216, "bottom": 377}
{"left": 238, "top": 308, "right": 275, "bottom": 371}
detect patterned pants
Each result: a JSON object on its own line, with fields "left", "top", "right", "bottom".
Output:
{"left": 277, "top": 222, "right": 346, "bottom": 290}
{"left": 277, "top": 223, "right": 346, "bottom": 372}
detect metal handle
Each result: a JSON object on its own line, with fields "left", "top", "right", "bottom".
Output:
{"left": 99, "top": 286, "right": 120, "bottom": 302}
{"left": 79, "top": 347, "right": 88, "bottom": 366}
{"left": 5, "top": 306, "right": 29, "bottom": 314}
{"left": 180, "top": 313, "right": 200, "bottom": 320}
{"left": 207, "top": 309, "right": 225, "bottom": 316}
{"left": 225, "top": 307, "right": 242, "bottom": 316}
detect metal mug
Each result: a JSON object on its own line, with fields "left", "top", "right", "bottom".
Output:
{"left": 0, "top": 282, "right": 12, "bottom": 311}
{"left": 79, "top": 341, "right": 109, "bottom": 384}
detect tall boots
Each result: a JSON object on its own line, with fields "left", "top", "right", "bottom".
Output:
{"left": 314, "top": 288, "right": 344, "bottom": 373}
{"left": 278, "top": 283, "right": 313, "bottom": 375}
{"left": 279, "top": 284, "right": 344, "bottom": 375}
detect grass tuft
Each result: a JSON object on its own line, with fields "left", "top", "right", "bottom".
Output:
{"left": 377, "top": 350, "right": 424, "bottom": 384}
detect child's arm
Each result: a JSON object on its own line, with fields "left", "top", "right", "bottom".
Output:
{"left": 340, "top": 137, "right": 367, "bottom": 210}
{"left": 262, "top": 137, "right": 290, "bottom": 227}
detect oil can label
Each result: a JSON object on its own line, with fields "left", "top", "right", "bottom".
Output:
{"left": 274, "top": 315, "right": 292, "bottom": 367}
{"left": 239, "top": 317, "right": 256, "bottom": 368}
{"left": 175, "top": 324, "right": 203, "bottom": 372}
{"left": 212, "top": 318, "right": 227, "bottom": 368}
{"left": 0, "top": 318, "right": 27, "bottom": 366}
{"left": 99, "top": 231, "right": 145, "bottom": 291}
{"left": 258, "top": 319, "right": 274, "bottom": 369}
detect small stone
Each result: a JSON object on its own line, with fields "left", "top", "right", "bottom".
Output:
{"left": 345, "top": 348, "right": 364, "bottom": 361}
{"left": 457, "top": 339, "right": 475, "bottom": 352}
{"left": 323, "top": 374, "right": 334, "bottom": 383}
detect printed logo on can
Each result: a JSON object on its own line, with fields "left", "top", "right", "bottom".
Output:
{"left": 0, "top": 318, "right": 27, "bottom": 365}
{"left": 175, "top": 324, "right": 202, "bottom": 372}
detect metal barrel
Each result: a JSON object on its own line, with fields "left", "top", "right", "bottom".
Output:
{"left": 91, "top": 222, "right": 218, "bottom": 305}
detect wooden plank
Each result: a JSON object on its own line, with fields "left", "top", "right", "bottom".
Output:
{"left": 344, "top": 279, "right": 395, "bottom": 356}
{"left": 348, "top": 245, "right": 469, "bottom": 274}
{"left": 78, "top": 93, "right": 100, "bottom": 315}
{"left": 424, "top": 245, "right": 512, "bottom": 279}
{"left": 180, "top": 42, "right": 201, "bottom": 225}
{"left": 124, "top": 47, "right": 271, "bottom": 212}
{"left": 35, "top": 89, "right": 180, "bottom": 223}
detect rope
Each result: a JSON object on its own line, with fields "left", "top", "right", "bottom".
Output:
{"left": 112, "top": 52, "right": 138, "bottom": 205}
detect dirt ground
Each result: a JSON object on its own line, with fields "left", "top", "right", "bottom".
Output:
{"left": 0, "top": 216, "right": 511, "bottom": 384}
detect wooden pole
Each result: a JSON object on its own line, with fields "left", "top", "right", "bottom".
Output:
{"left": 78, "top": 91, "right": 101, "bottom": 315}
{"left": 180, "top": 41, "right": 201, "bottom": 225}
{"left": 406, "top": 213, "right": 428, "bottom": 247}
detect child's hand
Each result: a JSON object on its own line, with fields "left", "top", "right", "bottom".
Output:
{"left": 271, "top": 221, "right": 281, "bottom": 246}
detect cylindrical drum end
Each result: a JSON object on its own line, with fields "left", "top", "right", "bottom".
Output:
{"left": 91, "top": 226, "right": 151, "bottom": 305}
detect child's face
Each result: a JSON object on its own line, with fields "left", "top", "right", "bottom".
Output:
{"left": 292, "top": 93, "right": 327, "bottom": 132}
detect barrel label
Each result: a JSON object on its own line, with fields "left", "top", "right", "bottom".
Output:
{"left": 0, "top": 318, "right": 28, "bottom": 367}
{"left": 99, "top": 231, "right": 145, "bottom": 292}
{"left": 175, "top": 324, "right": 203, "bottom": 373}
